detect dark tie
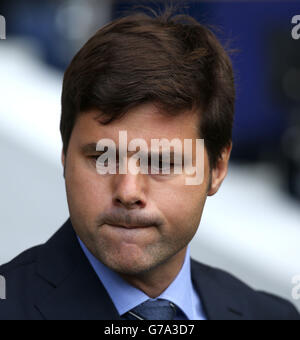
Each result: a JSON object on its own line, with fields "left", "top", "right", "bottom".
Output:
{"left": 121, "top": 299, "right": 177, "bottom": 320}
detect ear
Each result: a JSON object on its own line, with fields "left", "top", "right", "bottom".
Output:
{"left": 207, "top": 143, "right": 232, "bottom": 196}
{"left": 61, "top": 149, "right": 65, "bottom": 167}
{"left": 61, "top": 149, "right": 66, "bottom": 178}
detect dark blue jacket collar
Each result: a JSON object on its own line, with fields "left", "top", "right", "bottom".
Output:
{"left": 35, "top": 218, "right": 244, "bottom": 320}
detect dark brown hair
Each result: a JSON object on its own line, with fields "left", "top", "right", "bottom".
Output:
{"left": 60, "top": 4, "right": 235, "bottom": 169}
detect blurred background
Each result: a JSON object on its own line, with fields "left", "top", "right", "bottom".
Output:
{"left": 0, "top": 0, "right": 299, "bottom": 311}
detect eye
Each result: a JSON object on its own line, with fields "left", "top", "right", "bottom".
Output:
{"left": 160, "top": 163, "right": 175, "bottom": 170}
{"left": 89, "top": 155, "right": 100, "bottom": 162}
{"left": 149, "top": 162, "right": 175, "bottom": 174}
{"left": 89, "top": 155, "right": 119, "bottom": 167}
{"left": 89, "top": 155, "right": 107, "bottom": 165}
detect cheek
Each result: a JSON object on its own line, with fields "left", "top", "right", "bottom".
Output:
{"left": 65, "top": 157, "right": 110, "bottom": 219}
{"left": 156, "top": 185, "right": 206, "bottom": 236}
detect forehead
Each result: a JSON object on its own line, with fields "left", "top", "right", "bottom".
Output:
{"left": 71, "top": 102, "right": 200, "bottom": 145}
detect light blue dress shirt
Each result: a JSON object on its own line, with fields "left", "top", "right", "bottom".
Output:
{"left": 77, "top": 237, "right": 206, "bottom": 320}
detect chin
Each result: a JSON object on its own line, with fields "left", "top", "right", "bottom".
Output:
{"left": 105, "top": 254, "right": 155, "bottom": 276}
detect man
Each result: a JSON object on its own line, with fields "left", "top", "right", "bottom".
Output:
{"left": 0, "top": 6, "right": 299, "bottom": 320}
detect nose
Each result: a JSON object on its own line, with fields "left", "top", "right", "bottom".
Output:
{"left": 112, "top": 173, "right": 147, "bottom": 210}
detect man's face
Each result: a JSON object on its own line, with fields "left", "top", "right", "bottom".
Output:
{"left": 63, "top": 102, "right": 212, "bottom": 276}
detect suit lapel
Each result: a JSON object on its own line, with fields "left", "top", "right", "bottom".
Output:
{"left": 191, "top": 259, "right": 246, "bottom": 320}
{"left": 34, "top": 219, "right": 121, "bottom": 320}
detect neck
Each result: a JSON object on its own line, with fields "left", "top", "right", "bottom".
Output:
{"left": 119, "top": 246, "right": 188, "bottom": 298}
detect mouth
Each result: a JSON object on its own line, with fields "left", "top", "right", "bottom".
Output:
{"left": 106, "top": 223, "right": 152, "bottom": 230}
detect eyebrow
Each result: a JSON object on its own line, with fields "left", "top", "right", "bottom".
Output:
{"left": 80, "top": 143, "right": 190, "bottom": 162}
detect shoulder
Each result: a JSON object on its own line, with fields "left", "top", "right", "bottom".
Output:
{"left": 0, "top": 245, "right": 44, "bottom": 320}
{"left": 0, "top": 220, "right": 81, "bottom": 320}
{"left": 0, "top": 245, "right": 40, "bottom": 275}
{"left": 191, "top": 259, "right": 300, "bottom": 320}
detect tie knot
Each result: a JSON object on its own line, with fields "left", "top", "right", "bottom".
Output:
{"left": 122, "top": 299, "right": 177, "bottom": 320}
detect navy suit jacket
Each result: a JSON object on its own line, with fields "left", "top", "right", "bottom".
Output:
{"left": 0, "top": 218, "right": 299, "bottom": 320}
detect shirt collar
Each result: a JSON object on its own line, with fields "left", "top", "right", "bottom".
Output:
{"left": 77, "top": 236, "right": 196, "bottom": 320}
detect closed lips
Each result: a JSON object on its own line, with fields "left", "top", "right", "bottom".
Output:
{"left": 108, "top": 223, "right": 151, "bottom": 229}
